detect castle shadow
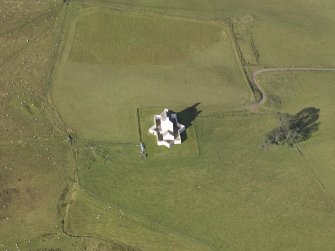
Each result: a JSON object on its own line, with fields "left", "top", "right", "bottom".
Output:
{"left": 176, "top": 103, "right": 202, "bottom": 142}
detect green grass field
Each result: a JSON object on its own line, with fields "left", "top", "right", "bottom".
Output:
{"left": 259, "top": 71, "right": 335, "bottom": 201}
{"left": 65, "top": 189, "right": 211, "bottom": 251}
{"left": 2, "top": 0, "right": 335, "bottom": 250}
{"left": 53, "top": 8, "right": 248, "bottom": 142}
{"left": 102, "top": 0, "right": 335, "bottom": 67}
{"left": 77, "top": 112, "right": 335, "bottom": 249}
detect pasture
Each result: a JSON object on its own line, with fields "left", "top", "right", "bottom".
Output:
{"left": 77, "top": 112, "right": 335, "bottom": 249}
{"left": 53, "top": 8, "right": 248, "bottom": 142}
{"left": 259, "top": 71, "right": 335, "bottom": 202}
{"left": 2, "top": 0, "right": 335, "bottom": 250}
{"left": 100, "top": 0, "right": 335, "bottom": 67}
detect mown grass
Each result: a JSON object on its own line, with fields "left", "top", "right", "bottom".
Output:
{"left": 98, "top": 0, "right": 335, "bottom": 67}
{"left": 251, "top": 11, "right": 335, "bottom": 67}
{"left": 53, "top": 8, "right": 247, "bottom": 142}
{"left": 69, "top": 10, "right": 223, "bottom": 65}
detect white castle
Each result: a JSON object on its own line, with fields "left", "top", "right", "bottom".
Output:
{"left": 149, "top": 109, "right": 185, "bottom": 148}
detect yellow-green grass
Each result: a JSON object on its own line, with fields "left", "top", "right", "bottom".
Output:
{"left": 0, "top": 2, "right": 66, "bottom": 96}
{"left": 139, "top": 107, "right": 199, "bottom": 157}
{"left": 18, "top": 232, "right": 133, "bottom": 251}
{"left": 251, "top": 11, "right": 335, "bottom": 67}
{"left": 100, "top": 0, "right": 335, "bottom": 67}
{"left": 1, "top": 93, "right": 56, "bottom": 141}
{"left": 53, "top": 4, "right": 335, "bottom": 250}
{"left": 3, "top": 0, "right": 335, "bottom": 250}
{"left": 259, "top": 71, "right": 335, "bottom": 203}
{"left": 0, "top": 139, "right": 72, "bottom": 249}
{"left": 64, "top": 190, "right": 211, "bottom": 251}
{"left": 0, "top": 1, "right": 52, "bottom": 34}
{"left": 0, "top": 2, "right": 74, "bottom": 249}
{"left": 53, "top": 8, "right": 248, "bottom": 142}
{"left": 230, "top": 8, "right": 335, "bottom": 68}
{"left": 69, "top": 10, "right": 223, "bottom": 65}
{"left": 78, "top": 113, "right": 335, "bottom": 250}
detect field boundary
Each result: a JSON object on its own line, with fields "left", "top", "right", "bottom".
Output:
{"left": 71, "top": 186, "right": 213, "bottom": 250}
{"left": 17, "top": 232, "right": 130, "bottom": 251}
{"left": 79, "top": 0, "right": 225, "bottom": 24}
{"left": 136, "top": 108, "right": 143, "bottom": 143}
{"left": 198, "top": 110, "right": 267, "bottom": 119}
{"left": 61, "top": 189, "right": 140, "bottom": 251}
{"left": 226, "top": 20, "right": 256, "bottom": 103}
{"left": 193, "top": 120, "right": 201, "bottom": 156}
{"left": 250, "top": 68, "right": 335, "bottom": 209}
{"left": 295, "top": 146, "right": 335, "bottom": 209}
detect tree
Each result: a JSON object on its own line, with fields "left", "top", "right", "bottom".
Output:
{"left": 264, "top": 107, "right": 320, "bottom": 147}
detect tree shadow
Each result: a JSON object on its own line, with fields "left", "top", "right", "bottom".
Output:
{"left": 175, "top": 103, "right": 202, "bottom": 142}
{"left": 264, "top": 106, "right": 320, "bottom": 146}
{"left": 290, "top": 107, "right": 320, "bottom": 140}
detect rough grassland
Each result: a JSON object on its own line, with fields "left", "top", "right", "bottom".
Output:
{"left": 0, "top": 2, "right": 73, "bottom": 249}
{"left": 0, "top": 140, "right": 71, "bottom": 244}
{"left": 0, "top": 2, "right": 132, "bottom": 250}
{"left": 19, "top": 233, "right": 128, "bottom": 251}
{"left": 53, "top": 9, "right": 248, "bottom": 142}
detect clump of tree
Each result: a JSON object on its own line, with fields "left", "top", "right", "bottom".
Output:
{"left": 265, "top": 107, "right": 320, "bottom": 147}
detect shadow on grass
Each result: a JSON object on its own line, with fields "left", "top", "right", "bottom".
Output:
{"left": 290, "top": 107, "right": 320, "bottom": 139}
{"left": 176, "top": 103, "right": 201, "bottom": 142}
{"left": 265, "top": 107, "right": 320, "bottom": 146}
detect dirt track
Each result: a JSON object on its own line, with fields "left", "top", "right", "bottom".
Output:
{"left": 251, "top": 67, "right": 335, "bottom": 109}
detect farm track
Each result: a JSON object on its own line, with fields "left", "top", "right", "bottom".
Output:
{"left": 227, "top": 13, "right": 335, "bottom": 206}
{"left": 248, "top": 67, "right": 335, "bottom": 209}
{"left": 250, "top": 67, "right": 335, "bottom": 110}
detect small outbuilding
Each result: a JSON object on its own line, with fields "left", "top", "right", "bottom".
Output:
{"left": 149, "top": 108, "right": 185, "bottom": 148}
